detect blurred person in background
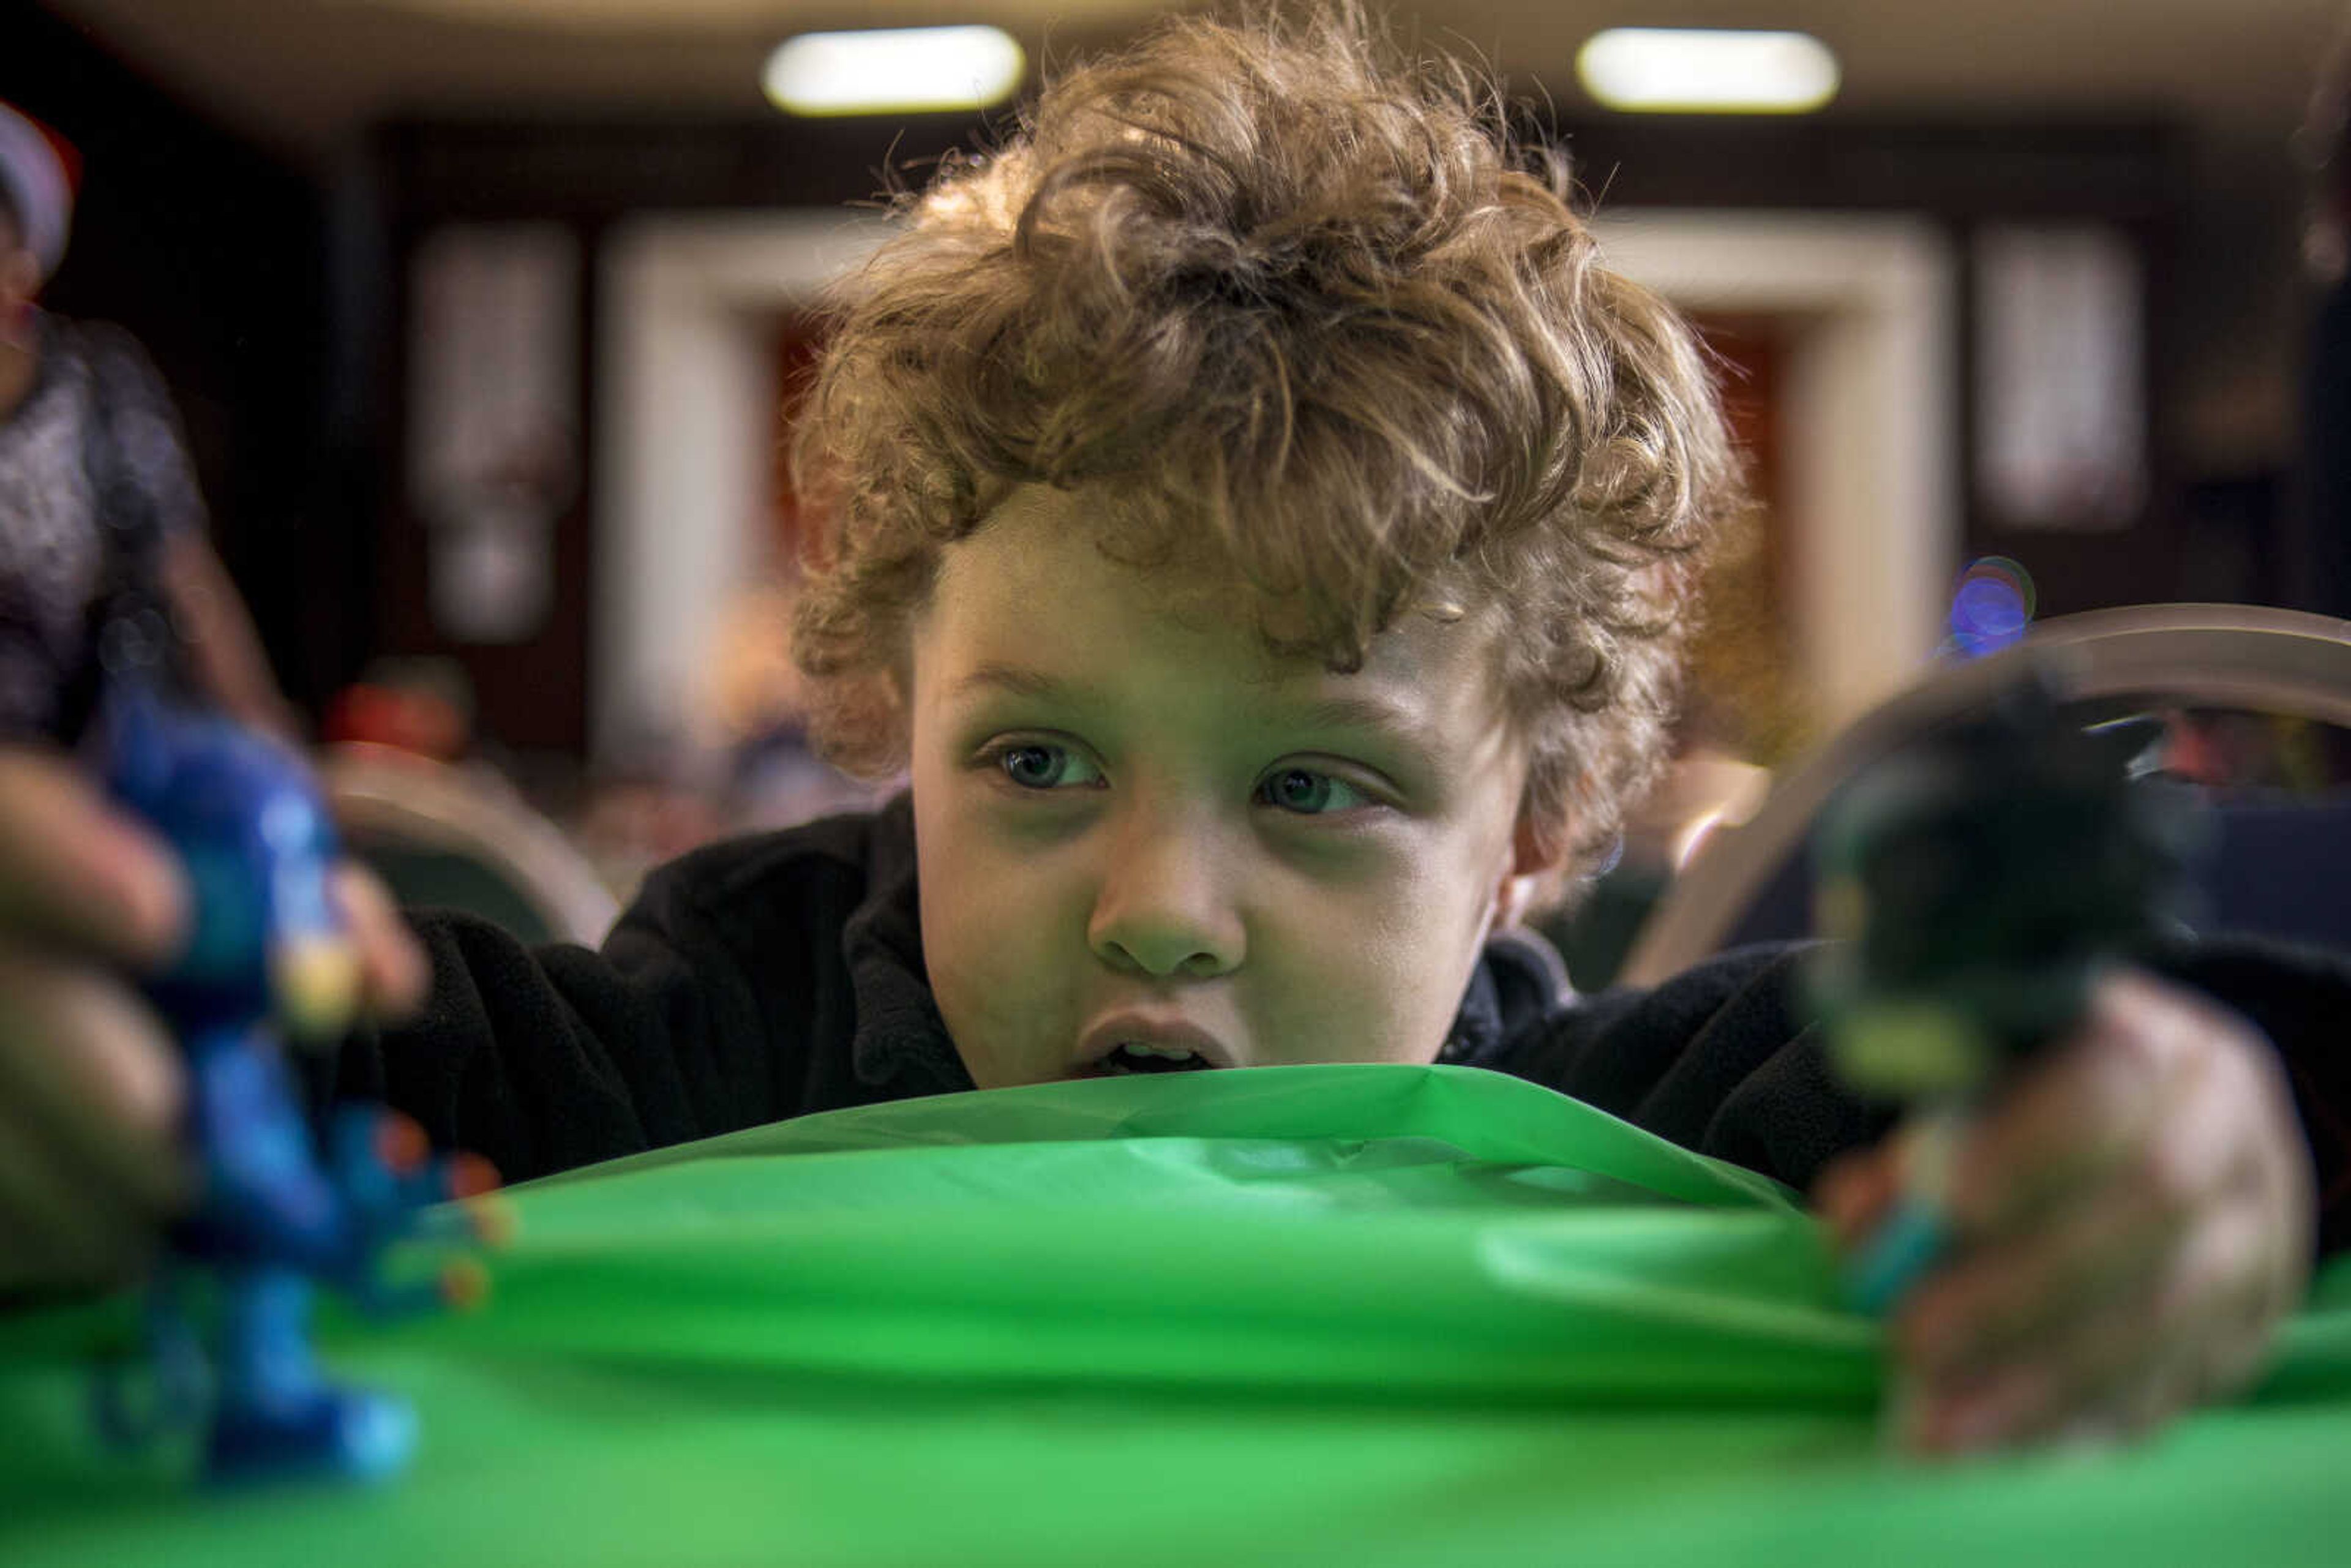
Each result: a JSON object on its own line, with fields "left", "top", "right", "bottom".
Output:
{"left": 0, "top": 98, "right": 292, "bottom": 745}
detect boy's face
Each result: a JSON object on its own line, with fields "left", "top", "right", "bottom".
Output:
{"left": 907, "top": 484, "right": 1547, "bottom": 1089}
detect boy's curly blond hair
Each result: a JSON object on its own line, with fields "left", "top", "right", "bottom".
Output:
{"left": 791, "top": 3, "right": 1742, "bottom": 888}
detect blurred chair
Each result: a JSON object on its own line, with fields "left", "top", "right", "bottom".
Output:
{"left": 1617, "top": 604, "right": 2351, "bottom": 988}
{"left": 320, "top": 742, "right": 620, "bottom": 947}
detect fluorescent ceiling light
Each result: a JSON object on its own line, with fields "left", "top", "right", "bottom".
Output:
{"left": 1577, "top": 28, "right": 1840, "bottom": 114}
{"left": 764, "top": 26, "right": 1026, "bottom": 117}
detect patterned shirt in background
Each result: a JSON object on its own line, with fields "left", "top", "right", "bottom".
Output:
{"left": 0, "top": 310, "right": 203, "bottom": 741}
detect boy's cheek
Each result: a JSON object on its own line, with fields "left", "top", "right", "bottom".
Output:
{"left": 926, "top": 927, "right": 1061, "bottom": 1086}
{"left": 920, "top": 865, "right": 1100, "bottom": 1088}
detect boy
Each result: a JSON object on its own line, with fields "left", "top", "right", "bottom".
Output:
{"left": 0, "top": 6, "right": 2331, "bottom": 1460}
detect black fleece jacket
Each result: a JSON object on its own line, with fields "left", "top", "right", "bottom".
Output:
{"left": 328, "top": 796, "right": 2351, "bottom": 1258}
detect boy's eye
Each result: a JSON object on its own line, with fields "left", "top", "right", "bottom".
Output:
{"left": 994, "top": 743, "right": 1103, "bottom": 790}
{"left": 1258, "top": 767, "right": 1370, "bottom": 816}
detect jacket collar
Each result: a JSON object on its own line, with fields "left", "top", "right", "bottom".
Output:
{"left": 842, "top": 795, "right": 975, "bottom": 1098}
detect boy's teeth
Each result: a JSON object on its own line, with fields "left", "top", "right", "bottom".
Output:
{"left": 1101, "top": 1042, "right": 1212, "bottom": 1075}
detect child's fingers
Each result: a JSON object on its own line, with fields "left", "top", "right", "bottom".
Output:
{"left": 1900, "top": 1183, "right": 2282, "bottom": 1454}
{"left": 0, "top": 752, "right": 195, "bottom": 1296}
{"left": 1899, "top": 1010, "right": 2274, "bottom": 1378}
{"left": 1946, "top": 971, "right": 2213, "bottom": 1237}
{"left": 0, "top": 1113, "right": 168, "bottom": 1291}
{"left": 1895, "top": 1017, "right": 2308, "bottom": 1455}
{"left": 0, "top": 751, "right": 189, "bottom": 967}
{"left": 1812, "top": 1144, "right": 1903, "bottom": 1251}
{"left": 2039, "top": 1348, "right": 2213, "bottom": 1451}
{"left": 1865, "top": 972, "right": 2309, "bottom": 1457}
{"left": 1895, "top": 1149, "right": 2182, "bottom": 1382}
{"left": 0, "top": 949, "right": 189, "bottom": 1291}
{"left": 0, "top": 943, "right": 192, "bottom": 1216}
{"left": 333, "top": 863, "right": 427, "bottom": 1021}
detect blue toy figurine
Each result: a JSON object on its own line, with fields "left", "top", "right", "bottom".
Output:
{"left": 91, "top": 681, "right": 503, "bottom": 1486}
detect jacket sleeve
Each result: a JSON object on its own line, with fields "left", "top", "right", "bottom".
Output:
{"left": 1496, "top": 945, "right": 1893, "bottom": 1199}
{"left": 1506, "top": 939, "right": 2351, "bottom": 1258}
{"left": 321, "top": 836, "right": 868, "bottom": 1184}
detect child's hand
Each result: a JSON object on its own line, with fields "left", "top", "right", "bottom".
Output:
{"left": 1813, "top": 969, "right": 2313, "bottom": 1456}
{"left": 0, "top": 748, "right": 427, "bottom": 1295}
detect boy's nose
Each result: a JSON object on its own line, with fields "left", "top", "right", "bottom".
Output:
{"left": 1086, "top": 809, "right": 1245, "bottom": 980}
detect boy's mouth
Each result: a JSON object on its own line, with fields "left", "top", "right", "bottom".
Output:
{"left": 1095, "top": 1041, "right": 1217, "bottom": 1076}
{"left": 1076, "top": 1016, "right": 1231, "bottom": 1076}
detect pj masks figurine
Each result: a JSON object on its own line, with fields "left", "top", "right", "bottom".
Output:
{"left": 92, "top": 683, "right": 501, "bottom": 1485}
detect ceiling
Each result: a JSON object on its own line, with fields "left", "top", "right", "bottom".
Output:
{"left": 32, "top": 0, "right": 2351, "bottom": 165}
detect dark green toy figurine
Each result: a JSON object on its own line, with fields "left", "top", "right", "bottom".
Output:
{"left": 1805, "top": 666, "right": 2205, "bottom": 1313}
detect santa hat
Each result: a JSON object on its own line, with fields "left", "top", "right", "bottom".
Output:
{"left": 0, "top": 101, "right": 80, "bottom": 283}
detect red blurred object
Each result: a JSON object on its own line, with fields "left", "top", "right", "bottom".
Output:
{"left": 323, "top": 683, "right": 467, "bottom": 760}
{"left": 440, "top": 1257, "right": 491, "bottom": 1311}
{"left": 449, "top": 1151, "right": 502, "bottom": 1201}
{"left": 375, "top": 1111, "right": 432, "bottom": 1176}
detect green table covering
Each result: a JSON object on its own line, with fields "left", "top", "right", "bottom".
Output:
{"left": 3, "top": 1063, "right": 2347, "bottom": 1566}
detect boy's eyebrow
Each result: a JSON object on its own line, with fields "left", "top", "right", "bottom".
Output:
{"left": 949, "top": 664, "right": 1078, "bottom": 703}
{"left": 1291, "top": 694, "right": 1446, "bottom": 753}
{"left": 950, "top": 664, "right": 1444, "bottom": 751}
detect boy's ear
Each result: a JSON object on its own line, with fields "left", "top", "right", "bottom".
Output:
{"left": 1491, "top": 809, "right": 1566, "bottom": 932}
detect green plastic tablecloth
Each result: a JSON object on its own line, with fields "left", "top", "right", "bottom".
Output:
{"left": 2, "top": 1062, "right": 2347, "bottom": 1566}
